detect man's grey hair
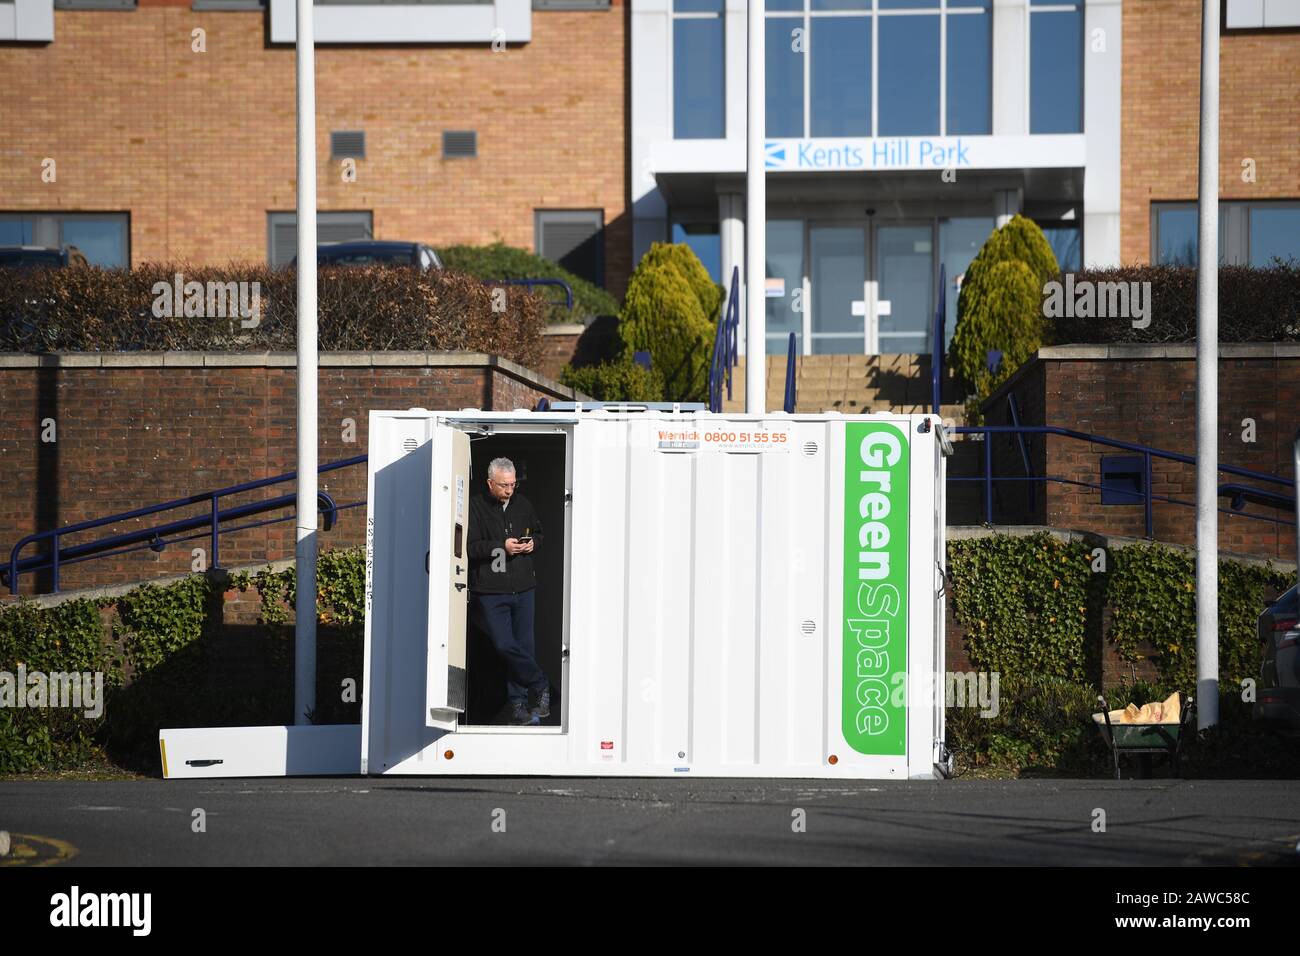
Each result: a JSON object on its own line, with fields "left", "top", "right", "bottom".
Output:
{"left": 487, "top": 457, "right": 516, "bottom": 480}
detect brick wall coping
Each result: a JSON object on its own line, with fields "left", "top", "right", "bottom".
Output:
{"left": 0, "top": 350, "right": 582, "bottom": 399}
{"left": 1038, "top": 343, "right": 1300, "bottom": 360}
{"left": 985, "top": 342, "right": 1300, "bottom": 409}
{"left": 543, "top": 325, "right": 587, "bottom": 336}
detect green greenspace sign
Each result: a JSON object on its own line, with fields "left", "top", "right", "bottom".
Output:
{"left": 842, "top": 421, "right": 910, "bottom": 756}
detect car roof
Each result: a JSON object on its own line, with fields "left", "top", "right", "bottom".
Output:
{"left": 318, "top": 240, "right": 422, "bottom": 253}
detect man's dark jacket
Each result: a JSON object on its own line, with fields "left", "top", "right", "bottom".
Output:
{"left": 467, "top": 489, "right": 544, "bottom": 594}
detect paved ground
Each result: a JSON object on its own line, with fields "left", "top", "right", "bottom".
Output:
{"left": 2, "top": 777, "right": 1298, "bottom": 866}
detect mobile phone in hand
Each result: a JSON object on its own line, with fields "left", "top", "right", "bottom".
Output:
{"left": 517, "top": 536, "right": 533, "bottom": 544}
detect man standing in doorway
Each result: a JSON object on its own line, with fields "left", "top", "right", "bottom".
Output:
{"left": 467, "top": 457, "right": 552, "bottom": 726}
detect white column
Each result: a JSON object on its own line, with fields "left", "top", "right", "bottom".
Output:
{"left": 745, "top": 0, "right": 766, "bottom": 414}
{"left": 631, "top": 0, "right": 672, "bottom": 268}
{"left": 718, "top": 192, "right": 744, "bottom": 300}
{"left": 994, "top": 188, "right": 1023, "bottom": 228}
{"left": 991, "top": 0, "right": 1028, "bottom": 136}
{"left": 1083, "top": 0, "right": 1122, "bottom": 267}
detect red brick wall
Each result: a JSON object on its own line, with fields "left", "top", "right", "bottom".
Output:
{"left": 0, "top": 5, "right": 632, "bottom": 296}
{"left": 989, "top": 346, "right": 1300, "bottom": 559}
{"left": 0, "top": 353, "right": 574, "bottom": 595}
{"left": 539, "top": 329, "right": 582, "bottom": 382}
{"left": 1123, "top": 1, "right": 1300, "bottom": 264}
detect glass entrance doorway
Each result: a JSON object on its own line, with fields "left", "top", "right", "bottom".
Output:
{"left": 780, "top": 220, "right": 934, "bottom": 355}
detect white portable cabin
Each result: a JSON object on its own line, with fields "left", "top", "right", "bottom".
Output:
{"left": 161, "top": 407, "right": 953, "bottom": 781}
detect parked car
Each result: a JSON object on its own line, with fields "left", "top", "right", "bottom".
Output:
{"left": 293, "top": 240, "right": 443, "bottom": 272}
{"left": 0, "top": 245, "right": 89, "bottom": 268}
{"left": 1255, "top": 583, "right": 1299, "bottom": 731}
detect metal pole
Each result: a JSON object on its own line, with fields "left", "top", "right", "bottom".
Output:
{"left": 1195, "top": 0, "right": 1219, "bottom": 731}
{"left": 294, "top": 0, "right": 318, "bottom": 726}
{"left": 1293, "top": 429, "right": 1300, "bottom": 590}
{"left": 745, "top": 0, "right": 766, "bottom": 415}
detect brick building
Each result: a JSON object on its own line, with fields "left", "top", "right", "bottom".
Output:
{"left": 0, "top": 1, "right": 632, "bottom": 294}
{"left": 3, "top": 1, "right": 1296, "bottom": 345}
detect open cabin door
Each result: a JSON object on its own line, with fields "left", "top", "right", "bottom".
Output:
{"left": 425, "top": 422, "right": 471, "bottom": 730}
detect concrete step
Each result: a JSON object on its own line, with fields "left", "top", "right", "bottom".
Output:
{"left": 720, "top": 353, "right": 963, "bottom": 417}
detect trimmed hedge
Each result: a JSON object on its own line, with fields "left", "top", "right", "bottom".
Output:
{"left": 610, "top": 242, "right": 722, "bottom": 402}
{"left": 950, "top": 216, "right": 1059, "bottom": 417}
{"left": 559, "top": 356, "right": 665, "bottom": 402}
{"left": 438, "top": 241, "right": 621, "bottom": 325}
{"left": 0, "top": 262, "right": 547, "bottom": 369}
{"left": 1049, "top": 263, "right": 1300, "bottom": 345}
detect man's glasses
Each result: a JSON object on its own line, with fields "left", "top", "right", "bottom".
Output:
{"left": 492, "top": 480, "right": 517, "bottom": 489}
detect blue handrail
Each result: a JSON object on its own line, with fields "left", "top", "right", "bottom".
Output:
{"left": 952, "top": 424, "right": 1296, "bottom": 534}
{"left": 484, "top": 278, "right": 574, "bottom": 312}
{"left": 783, "top": 332, "right": 798, "bottom": 413}
{"left": 7, "top": 455, "right": 366, "bottom": 594}
{"left": 708, "top": 265, "right": 742, "bottom": 413}
{"left": 931, "top": 262, "right": 947, "bottom": 415}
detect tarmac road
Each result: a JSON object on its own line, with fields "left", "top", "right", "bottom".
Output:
{"left": 2, "top": 777, "right": 1298, "bottom": 866}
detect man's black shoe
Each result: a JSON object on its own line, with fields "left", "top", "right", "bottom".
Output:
{"left": 528, "top": 687, "right": 551, "bottom": 720}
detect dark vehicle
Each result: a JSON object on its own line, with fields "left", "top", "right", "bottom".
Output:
{"left": 0, "top": 245, "right": 89, "bottom": 268}
{"left": 1255, "top": 584, "right": 1300, "bottom": 731}
{"left": 300, "top": 240, "right": 443, "bottom": 271}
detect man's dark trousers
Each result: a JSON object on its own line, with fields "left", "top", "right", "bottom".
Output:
{"left": 472, "top": 589, "right": 546, "bottom": 707}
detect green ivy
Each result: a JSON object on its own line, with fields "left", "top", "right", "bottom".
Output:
{"left": 0, "top": 597, "right": 119, "bottom": 774}
{"left": 1107, "top": 543, "right": 1289, "bottom": 692}
{"left": 115, "top": 577, "right": 211, "bottom": 676}
{"left": 947, "top": 532, "right": 1095, "bottom": 680}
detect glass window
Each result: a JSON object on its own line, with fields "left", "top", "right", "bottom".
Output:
{"left": 0, "top": 213, "right": 129, "bottom": 268}
{"left": 1249, "top": 207, "right": 1300, "bottom": 266}
{"left": 767, "top": 0, "right": 802, "bottom": 10}
{"left": 766, "top": 220, "right": 805, "bottom": 355}
{"left": 0, "top": 218, "right": 34, "bottom": 245}
{"left": 1154, "top": 207, "right": 1199, "bottom": 267}
{"left": 1038, "top": 224, "right": 1081, "bottom": 272}
{"left": 766, "top": 18, "right": 804, "bottom": 138}
{"left": 673, "top": 14, "right": 725, "bottom": 139}
{"left": 813, "top": 0, "right": 871, "bottom": 9}
{"left": 939, "top": 217, "right": 994, "bottom": 351}
{"left": 810, "top": 16, "right": 871, "bottom": 137}
{"left": 60, "top": 217, "right": 130, "bottom": 269}
{"left": 946, "top": 10, "right": 991, "bottom": 135}
{"left": 878, "top": 15, "right": 940, "bottom": 136}
{"left": 672, "top": 0, "right": 721, "bottom": 10}
{"left": 1030, "top": 7, "right": 1083, "bottom": 134}
{"left": 877, "top": 225, "right": 933, "bottom": 355}
{"left": 671, "top": 221, "right": 721, "bottom": 283}
{"left": 1152, "top": 204, "right": 1228, "bottom": 267}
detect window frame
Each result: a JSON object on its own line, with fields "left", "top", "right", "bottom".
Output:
{"left": 266, "top": 210, "right": 374, "bottom": 269}
{"left": 0, "top": 211, "right": 131, "bottom": 268}
{"left": 1149, "top": 200, "right": 1300, "bottom": 267}
{"left": 53, "top": 0, "right": 135, "bottom": 8}
{"left": 671, "top": 1, "right": 727, "bottom": 140}
{"left": 761, "top": 1, "right": 992, "bottom": 140}
{"left": 534, "top": 208, "right": 605, "bottom": 287}
{"left": 1027, "top": 1, "right": 1085, "bottom": 136}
